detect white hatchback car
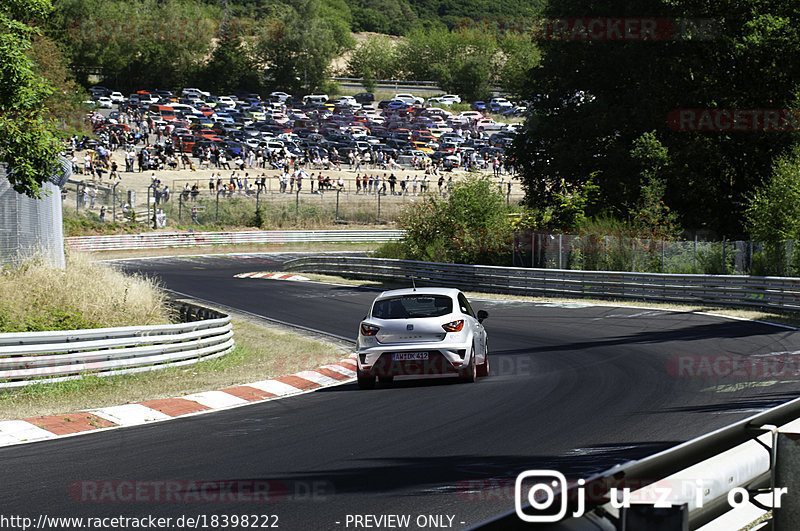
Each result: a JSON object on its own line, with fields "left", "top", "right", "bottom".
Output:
{"left": 356, "top": 287, "right": 489, "bottom": 389}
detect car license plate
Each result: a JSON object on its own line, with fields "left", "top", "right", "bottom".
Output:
{"left": 393, "top": 352, "right": 429, "bottom": 361}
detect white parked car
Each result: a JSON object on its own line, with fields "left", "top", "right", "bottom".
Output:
{"left": 356, "top": 287, "right": 489, "bottom": 389}
{"left": 334, "top": 95, "right": 361, "bottom": 108}
{"left": 303, "top": 93, "right": 329, "bottom": 104}
{"left": 457, "top": 110, "right": 483, "bottom": 121}
{"left": 96, "top": 96, "right": 113, "bottom": 108}
{"left": 440, "top": 94, "right": 462, "bottom": 104}
{"left": 394, "top": 93, "right": 424, "bottom": 105}
{"left": 109, "top": 92, "right": 125, "bottom": 103}
{"left": 425, "top": 97, "right": 452, "bottom": 107}
{"left": 181, "top": 87, "right": 211, "bottom": 98}
{"left": 475, "top": 117, "right": 504, "bottom": 131}
{"left": 217, "top": 96, "right": 236, "bottom": 108}
{"left": 270, "top": 91, "right": 291, "bottom": 102}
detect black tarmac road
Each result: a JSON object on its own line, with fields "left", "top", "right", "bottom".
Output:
{"left": 3, "top": 254, "right": 800, "bottom": 530}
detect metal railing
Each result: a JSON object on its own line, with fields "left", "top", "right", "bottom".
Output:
{"left": 65, "top": 230, "right": 404, "bottom": 252}
{"left": 0, "top": 302, "right": 233, "bottom": 388}
{"left": 282, "top": 256, "right": 800, "bottom": 313}
{"left": 476, "top": 398, "right": 800, "bottom": 529}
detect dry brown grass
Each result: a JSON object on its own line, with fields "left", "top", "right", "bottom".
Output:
{"left": 0, "top": 252, "right": 171, "bottom": 331}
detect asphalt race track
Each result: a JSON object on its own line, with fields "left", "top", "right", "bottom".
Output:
{"left": 4, "top": 253, "right": 800, "bottom": 530}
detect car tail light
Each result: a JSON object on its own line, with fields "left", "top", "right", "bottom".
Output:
{"left": 360, "top": 323, "right": 380, "bottom": 336}
{"left": 442, "top": 320, "right": 464, "bottom": 332}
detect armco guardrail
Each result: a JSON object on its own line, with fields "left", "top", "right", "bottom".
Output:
{"left": 283, "top": 256, "right": 800, "bottom": 312}
{"left": 66, "top": 230, "right": 403, "bottom": 252}
{"left": 0, "top": 302, "right": 233, "bottom": 388}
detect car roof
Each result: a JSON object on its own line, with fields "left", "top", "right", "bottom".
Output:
{"left": 375, "top": 287, "right": 462, "bottom": 300}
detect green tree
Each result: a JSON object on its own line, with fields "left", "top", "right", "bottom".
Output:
{"left": 629, "top": 132, "right": 680, "bottom": 239}
{"left": 398, "top": 176, "right": 511, "bottom": 264}
{"left": 199, "top": 20, "right": 261, "bottom": 95}
{"left": 745, "top": 148, "right": 800, "bottom": 245}
{"left": 350, "top": 0, "right": 417, "bottom": 35}
{"left": 258, "top": 0, "right": 354, "bottom": 94}
{"left": 28, "top": 33, "right": 88, "bottom": 135}
{"left": 497, "top": 34, "right": 540, "bottom": 99}
{"left": 398, "top": 27, "right": 499, "bottom": 102}
{"left": 745, "top": 148, "right": 800, "bottom": 274}
{"left": 511, "top": 0, "right": 800, "bottom": 238}
{"left": 347, "top": 35, "right": 399, "bottom": 81}
{"left": 51, "top": 0, "right": 217, "bottom": 91}
{"left": 0, "top": 0, "right": 62, "bottom": 197}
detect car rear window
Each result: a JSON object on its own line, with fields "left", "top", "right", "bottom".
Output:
{"left": 372, "top": 296, "right": 453, "bottom": 319}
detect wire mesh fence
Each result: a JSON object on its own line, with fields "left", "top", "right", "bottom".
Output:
{"left": 512, "top": 232, "right": 789, "bottom": 276}
{"left": 0, "top": 165, "right": 66, "bottom": 269}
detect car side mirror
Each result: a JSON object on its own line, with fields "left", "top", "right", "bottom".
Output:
{"left": 477, "top": 310, "right": 488, "bottom": 323}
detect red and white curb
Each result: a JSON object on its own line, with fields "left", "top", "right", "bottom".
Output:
{"left": 0, "top": 355, "right": 357, "bottom": 447}
{"left": 234, "top": 272, "right": 309, "bottom": 281}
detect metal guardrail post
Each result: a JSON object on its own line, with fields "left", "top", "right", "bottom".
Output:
{"left": 112, "top": 181, "right": 119, "bottom": 221}
{"left": 147, "top": 184, "right": 155, "bottom": 229}
{"left": 774, "top": 432, "right": 800, "bottom": 530}
{"left": 621, "top": 504, "right": 689, "bottom": 530}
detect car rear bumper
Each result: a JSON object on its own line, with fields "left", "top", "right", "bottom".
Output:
{"left": 356, "top": 348, "right": 468, "bottom": 377}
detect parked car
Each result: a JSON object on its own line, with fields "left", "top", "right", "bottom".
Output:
{"left": 394, "top": 93, "right": 424, "bottom": 105}
{"left": 354, "top": 92, "right": 375, "bottom": 104}
{"left": 489, "top": 97, "right": 514, "bottom": 113}
{"left": 356, "top": 287, "right": 489, "bottom": 389}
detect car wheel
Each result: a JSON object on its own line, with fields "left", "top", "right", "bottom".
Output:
{"left": 357, "top": 369, "right": 376, "bottom": 390}
{"left": 378, "top": 375, "right": 394, "bottom": 385}
{"left": 477, "top": 341, "right": 490, "bottom": 378}
{"left": 459, "top": 346, "right": 477, "bottom": 383}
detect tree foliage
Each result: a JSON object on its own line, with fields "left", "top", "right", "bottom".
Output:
{"left": 511, "top": 0, "right": 800, "bottom": 238}
{"left": 745, "top": 148, "right": 800, "bottom": 245}
{"left": 350, "top": 0, "right": 417, "bottom": 35}
{"left": 0, "top": 0, "right": 63, "bottom": 197}
{"left": 396, "top": 177, "right": 512, "bottom": 264}
{"left": 398, "top": 28, "right": 499, "bottom": 102}
{"left": 258, "top": 0, "right": 354, "bottom": 93}
{"left": 347, "top": 35, "right": 399, "bottom": 80}
{"left": 51, "top": 0, "right": 219, "bottom": 91}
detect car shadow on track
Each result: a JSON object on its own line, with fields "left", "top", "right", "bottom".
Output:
{"left": 212, "top": 442, "right": 678, "bottom": 499}
{"left": 321, "top": 377, "right": 472, "bottom": 393}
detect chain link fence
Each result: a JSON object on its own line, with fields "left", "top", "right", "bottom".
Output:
{"left": 0, "top": 163, "right": 67, "bottom": 269}
{"left": 512, "top": 232, "right": 788, "bottom": 276}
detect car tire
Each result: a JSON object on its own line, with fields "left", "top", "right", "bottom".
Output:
{"left": 378, "top": 375, "right": 394, "bottom": 385}
{"left": 477, "top": 342, "right": 490, "bottom": 378}
{"left": 357, "top": 369, "right": 376, "bottom": 390}
{"left": 459, "top": 346, "right": 477, "bottom": 383}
